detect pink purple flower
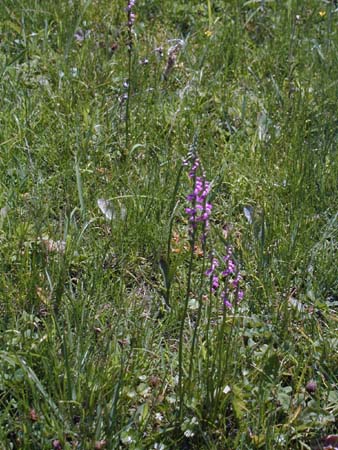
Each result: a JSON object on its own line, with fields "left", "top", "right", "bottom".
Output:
{"left": 205, "top": 247, "right": 244, "bottom": 309}
{"left": 126, "top": 0, "right": 136, "bottom": 26}
{"left": 185, "top": 156, "right": 212, "bottom": 242}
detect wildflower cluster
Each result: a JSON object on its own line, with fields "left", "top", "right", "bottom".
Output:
{"left": 124, "top": 0, "right": 136, "bottom": 152}
{"left": 185, "top": 156, "right": 212, "bottom": 244}
{"left": 184, "top": 153, "right": 244, "bottom": 309}
{"left": 126, "top": 0, "right": 136, "bottom": 27}
{"left": 205, "top": 247, "right": 244, "bottom": 309}
{"left": 126, "top": 0, "right": 136, "bottom": 52}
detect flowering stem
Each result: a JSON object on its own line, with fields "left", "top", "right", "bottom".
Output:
{"left": 215, "top": 301, "right": 228, "bottom": 398}
{"left": 187, "top": 234, "right": 207, "bottom": 385}
{"left": 125, "top": 51, "right": 132, "bottom": 154}
{"left": 205, "top": 280, "right": 214, "bottom": 407}
{"left": 223, "top": 307, "right": 236, "bottom": 374}
{"left": 124, "top": 0, "right": 136, "bottom": 156}
{"left": 179, "top": 151, "right": 212, "bottom": 419}
{"left": 178, "top": 228, "right": 196, "bottom": 420}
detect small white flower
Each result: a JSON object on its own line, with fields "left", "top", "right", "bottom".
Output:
{"left": 38, "top": 77, "right": 49, "bottom": 86}
{"left": 154, "top": 444, "right": 165, "bottom": 450}
{"left": 184, "top": 429, "right": 194, "bottom": 438}
{"left": 155, "top": 413, "right": 163, "bottom": 422}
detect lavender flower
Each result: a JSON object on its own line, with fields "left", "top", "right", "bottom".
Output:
{"left": 205, "top": 247, "right": 244, "bottom": 309}
{"left": 126, "top": 0, "right": 136, "bottom": 51}
{"left": 212, "top": 274, "right": 220, "bottom": 291}
{"left": 221, "top": 291, "right": 233, "bottom": 310}
{"left": 184, "top": 153, "right": 245, "bottom": 309}
{"left": 185, "top": 156, "right": 212, "bottom": 243}
{"left": 204, "top": 257, "right": 219, "bottom": 292}
{"left": 126, "top": 0, "right": 136, "bottom": 26}
{"left": 205, "top": 257, "right": 219, "bottom": 277}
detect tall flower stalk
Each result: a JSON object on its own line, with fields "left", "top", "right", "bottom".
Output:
{"left": 204, "top": 246, "right": 245, "bottom": 409}
{"left": 205, "top": 246, "right": 244, "bottom": 310}
{"left": 178, "top": 150, "right": 245, "bottom": 421}
{"left": 124, "top": 0, "right": 136, "bottom": 154}
{"left": 178, "top": 152, "right": 212, "bottom": 419}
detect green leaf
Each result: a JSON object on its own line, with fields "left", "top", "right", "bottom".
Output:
{"left": 231, "top": 385, "right": 247, "bottom": 420}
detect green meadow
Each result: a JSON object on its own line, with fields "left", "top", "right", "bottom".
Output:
{"left": 0, "top": 0, "right": 337, "bottom": 448}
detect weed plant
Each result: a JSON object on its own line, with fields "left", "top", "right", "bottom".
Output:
{"left": 0, "top": 0, "right": 337, "bottom": 449}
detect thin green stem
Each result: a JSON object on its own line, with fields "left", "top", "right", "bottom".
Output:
{"left": 206, "top": 0, "right": 212, "bottom": 28}
{"left": 124, "top": 47, "right": 132, "bottom": 155}
{"left": 187, "top": 232, "right": 207, "bottom": 385}
{"left": 164, "top": 164, "right": 185, "bottom": 307}
{"left": 178, "top": 229, "right": 196, "bottom": 420}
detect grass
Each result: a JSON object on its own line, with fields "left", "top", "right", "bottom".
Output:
{"left": 0, "top": 0, "right": 337, "bottom": 448}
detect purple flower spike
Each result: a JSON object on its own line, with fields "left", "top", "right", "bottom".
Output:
{"left": 184, "top": 154, "right": 245, "bottom": 308}
{"left": 224, "top": 300, "right": 233, "bottom": 309}
{"left": 212, "top": 275, "right": 219, "bottom": 291}
{"left": 126, "top": 0, "right": 136, "bottom": 45}
{"left": 126, "top": 0, "right": 136, "bottom": 10}
{"left": 205, "top": 257, "right": 219, "bottom": 276}
{"left": 238, "top": 290, "right": 244, "bottom": 301}
{"left": 185, "top": 155, "right": 212, "bottom": 243}
{"left": 221, "top": 292, "right": 233, "bottom": 309}
{"left": 206, "top": 246, "right": 245, "bottom": 308}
